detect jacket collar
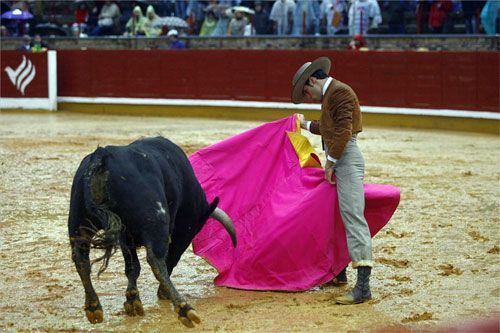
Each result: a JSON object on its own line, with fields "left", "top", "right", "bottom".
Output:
{"left": 322, "top": 77, "right": 333, "bottom": 99}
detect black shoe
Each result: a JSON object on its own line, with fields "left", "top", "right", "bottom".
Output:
{"left": 332, "top": 267, "right": 348, "bottom": 286}
{"left": 335, "top": 266, "right": 372, "bottom": 305}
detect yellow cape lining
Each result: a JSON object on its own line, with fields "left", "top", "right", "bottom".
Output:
{"left": 286, "top": 115, "right": 322, "bottom": 168}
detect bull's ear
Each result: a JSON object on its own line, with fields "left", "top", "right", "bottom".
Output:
{"left": 207, "top": 196, "right": 219, "bottom": 216}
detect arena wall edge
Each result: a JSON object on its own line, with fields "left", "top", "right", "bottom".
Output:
{"left": 56, "top": 102, "right": 499, "bottom": 135}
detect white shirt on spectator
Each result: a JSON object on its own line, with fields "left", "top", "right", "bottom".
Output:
{"left": 98, "top": 1, "right": 121, "bottom": 27}
{"left": 270, "top": 0, "right": 296, "bottom": 35}
{"left": 348, "top": 0, "right": 381, "bottom": 35}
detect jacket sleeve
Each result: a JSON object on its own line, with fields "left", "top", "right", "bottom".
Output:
{"left": 324, "top": 91, "right": 354, "bottom": 160}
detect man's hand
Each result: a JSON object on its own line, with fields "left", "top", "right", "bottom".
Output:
{"left": 297, "top": 114, "right": 307, "bottom": 130}
{"left": 325, "top": 160, "right": 336, "bottom": 184}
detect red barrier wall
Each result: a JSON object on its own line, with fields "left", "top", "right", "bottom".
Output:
{"left": 57, "top": 49, "right": 499, "bottom": 112}
{"left": 1, "top": 52, "right": 48, "bottom": 98}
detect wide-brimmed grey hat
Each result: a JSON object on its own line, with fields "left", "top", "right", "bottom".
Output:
{"left": 291, "top": 57, "right": 331, "bottom": 104}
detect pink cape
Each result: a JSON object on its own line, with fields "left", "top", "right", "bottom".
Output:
{"left": 190, "top": 115, "right": 400, "bottom": 291}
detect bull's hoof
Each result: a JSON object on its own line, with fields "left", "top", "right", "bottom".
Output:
{"left": 157, "top": 286, "right": 170, "bottom": 300}
{"left": 179, "top": 316, "right": 195, "bottom": 328}
{"left": 85, "top": 302, "right": 104, "bottom": 324}
{"left": 176, "top": 303, "right": 201, "bottom": 328}
{"left": 124, "top": 289, "right": 145, "bottom": 316}
{"left": 187, "top": 309, "right": 201, "bottom": 324}
{"left": 124, "top": 299, "right": 145, "bottom": 316}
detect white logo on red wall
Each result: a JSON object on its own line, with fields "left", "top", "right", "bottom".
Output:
{"left": 4, "top": 56, "right": 36, "bottom": 96}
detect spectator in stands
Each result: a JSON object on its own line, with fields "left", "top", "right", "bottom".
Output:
{"left": 167, "top": 29, "right": 186, "bottom": 48}
{"left": 320, "top": 0, "right": 347, "bottom": 36}
{"left": 269, "top": 0, "right": 296, "bottom": 35}
{"left": 73, "top": 1, "right": 90, "bottom": 36}
{"left": 480, "top": 0, "right": 499, "bottom": 35}
{"left": 383, "top": 0, "right": 409, "bottom": 34}
{"left": 125, "top": 5, "right": 147, "bottom": 36}
{"left": 371, "top": 0, "right": 382, "bottom": 32}
{"left": 90, "top": 0, "right": 121, "bottom": 36}
{"left": 348, "top": 0, "right": 382, "bottom": 35}
{"left": 416, "top": 0, "right": 432, "bottom": 33}
{"left": 74, "top": 1, "right": 89, "bottom": 26}
{"left": 293, "top": 0, "right": 321, "bottom": 35}
{"left": 118, "top": 1, "right": 145, "bottom": 34}
{"left": 211, "top": 1, "right": 231, "bottom": 36}
{"left": 86, "top": 1, "right": 100, "bottom": 32}
{"left": 11, "top": 0, "right": 30, "bottom": 12}
{"left": 461, "top": 1, "right": 485, "bottom": 34}
{"left": 443, "top": 0, "right": 461, "bottom": 33}
{"left": 175, "top": 0, "right": 188, "bottom": 19}
{"left": 199, "top": 9, "right": 218, "bottom": 36}
{"left": 253, "top": 1, "right": 271, "bottom": 35}
{"left": 227, "top": 9, "right": 248, "bottom": 36}
{"left": 428, "top": 0, "right": 452, "bottom": 33}
{"left": 144, "top": 5, "right": 162, "bottom": 37}
{"left": 31, "top": 34, "right": 48, "bottom": 53}
{"left": 17, "top": 35, "right": 31, "bottom": 52}
{"left": 4, "top": 1, "right": 31, "bottom": 37}
{"left": 154, "top": 0, "right": 174, "bottom": 17}
{"left": 187, "top": 0, "right": 209, "bottom": 35}
{"left": 154, "top": 0, "right": 189, "bottom": 19}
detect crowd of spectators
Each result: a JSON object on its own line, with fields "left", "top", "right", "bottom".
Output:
{"left": 0, "top": 0, "right": 498, "bottom": 42}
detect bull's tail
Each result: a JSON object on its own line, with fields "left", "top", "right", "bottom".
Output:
{"left": 211, "top": 207, "right": 237, "bottom": 247}
{"left": 79, "top": 147, "right": 123, "bottom": 277}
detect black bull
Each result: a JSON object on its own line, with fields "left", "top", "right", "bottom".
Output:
{"left": 68, "top": 137, "right": 237, "bottom": 328}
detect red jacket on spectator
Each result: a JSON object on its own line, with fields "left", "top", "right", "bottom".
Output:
{"left": 75, "top": 7, "right": 89, "bottom": 24}
{"left": 428, "top": 0, "right": 452, "bottom": 29}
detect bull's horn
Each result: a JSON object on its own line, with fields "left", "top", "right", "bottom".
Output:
{"left": 210, "top": 208, "right": 237, "bottom": 247}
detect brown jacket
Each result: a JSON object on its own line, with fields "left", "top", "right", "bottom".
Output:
{"left": 310, "top": 78, "right": 362, "bottom": 160}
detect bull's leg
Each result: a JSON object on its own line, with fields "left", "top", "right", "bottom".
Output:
{"left": 121, "top": 245, "right": 144, "bottom": 316}
{"left": 157, "top": 281, "right": 171, "bottom": 300}
{"left": 145, "top": 245, "right": 201, "bottom": 328}
{"left": 157, "top": 246, "right": 176, "bottom": 300}
{"left": 71, "top": 239, "right": 103, "bottom": 324}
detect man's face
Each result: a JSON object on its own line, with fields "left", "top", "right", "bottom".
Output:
{"left": 302, "top": 77, "right": 322, "bottom": 102}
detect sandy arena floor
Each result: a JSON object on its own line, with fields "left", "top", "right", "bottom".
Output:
{"left": 0, "top": 111, "right": 498, "bottom": 332}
